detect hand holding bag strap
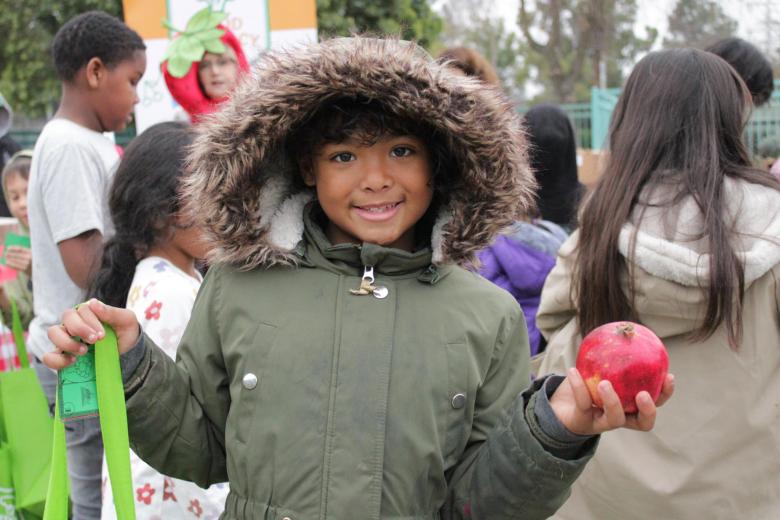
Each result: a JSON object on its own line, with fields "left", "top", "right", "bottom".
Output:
{"left": 10, "top": 299, "right": 28, "bottom": 370}
{"left": 43, "top": 324, "right": 136, "bottom": 520}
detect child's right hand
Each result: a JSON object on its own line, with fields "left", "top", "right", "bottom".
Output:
{"left": 43, "top": 298, "right": 141, "bottom": 370}
{"left": 5, "top": 245, "right": 32, "bottom": 276}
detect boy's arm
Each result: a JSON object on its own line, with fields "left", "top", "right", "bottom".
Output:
{"left": 441, "top": 310, "right": 596, "bottom": 520}
{"left": 121, "top": 266, "right": 229, "bottom": 486}
{"left": 58, "top": 229, "right": 102, "bottom": 288}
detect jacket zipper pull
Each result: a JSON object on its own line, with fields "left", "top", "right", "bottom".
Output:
{"left": 350, "top": 266, "right": 390, "bottom": 299}
{"left": 350, "top": 265, "right": 377, "bottom": 295}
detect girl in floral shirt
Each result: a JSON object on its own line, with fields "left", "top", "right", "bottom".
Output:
{"left": 88, "top": 122, "right": 227, "bottom": 519}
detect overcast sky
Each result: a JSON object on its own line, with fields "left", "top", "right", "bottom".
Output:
{"left": 487, "top": 0, "right": 775, "bottom": 53}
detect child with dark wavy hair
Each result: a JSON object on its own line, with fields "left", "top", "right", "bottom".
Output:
{"left": 88, "top": 121, "right": 226, "bottom": 519}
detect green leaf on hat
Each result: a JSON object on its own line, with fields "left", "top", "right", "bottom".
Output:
{"left": 167, "top": 56, "right": 192, "bottom": 78}
{"left": 203, "top": 38, "right": 227, "bottom": 54}
{"left": 162, "top": 36, "right": 184, "bottom": 61}
{"left": 161, "top": 7, "right": 229, "bottom": 76}
{"left": 196, "top": 27, "right": 226, "bottom": 42}
{"left": 186, "top": 7, "right": 227, "bottom": 32}
{"left": 178, "top": 35, "right": 206, "bottom": 62}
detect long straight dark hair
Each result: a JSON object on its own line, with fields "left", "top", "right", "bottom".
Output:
{"left": 575, "top": 48, "right": 780, "bottom": 348}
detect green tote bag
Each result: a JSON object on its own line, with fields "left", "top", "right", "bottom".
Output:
{"left": 0, "top": 301, "right": 52, "bottom": 517}
{"left": 44, "top": 324, "right": 135, "bottom": 520}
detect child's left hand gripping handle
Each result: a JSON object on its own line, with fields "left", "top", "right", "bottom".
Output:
{"left": 44, "top": 321, "right": 137, "bottom": 520}
{"left": 44, "top": 298, "right": 142, "bottom": 370}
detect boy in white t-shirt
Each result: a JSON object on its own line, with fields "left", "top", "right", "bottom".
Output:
{"left": 27, "top": 11, "right": 146, "bottom": 519}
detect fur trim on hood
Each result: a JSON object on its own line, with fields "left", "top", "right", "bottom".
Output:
{"left": 183, "top": 37, "right": 535, "bottom": 270}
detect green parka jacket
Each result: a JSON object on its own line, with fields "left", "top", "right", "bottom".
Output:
{"left": 123, "top": 38, "right": 596, "bottom": 519}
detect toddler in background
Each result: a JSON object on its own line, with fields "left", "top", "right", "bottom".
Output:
{"left": 0, "top": 150, "right": 33, "bottom": 329}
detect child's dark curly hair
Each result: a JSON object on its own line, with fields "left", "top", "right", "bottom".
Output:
{"left": 88, "top": 122, "right": 193, "bottom": 308}
{"left": 51, "top": 10, "right": 145, "bottom": 82}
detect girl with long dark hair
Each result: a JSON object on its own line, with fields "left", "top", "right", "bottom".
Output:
{"left": 89, "top": 122, "right": 228, "bottom": 519}
{"left": 536, "top": 48, "right": 780, "bottom": 518}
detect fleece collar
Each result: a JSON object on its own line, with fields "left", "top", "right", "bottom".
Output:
{"left": 618, "top": 177, "right": 780, "bottom": 287}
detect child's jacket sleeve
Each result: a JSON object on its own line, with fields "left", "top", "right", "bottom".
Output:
{"left": 123, "top": 266, "right": 229, "bottom": 487}
{"left": 441, "top": 310, "right": 597, "bottom": 520}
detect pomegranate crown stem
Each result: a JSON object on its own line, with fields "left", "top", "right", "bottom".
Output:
{"left": 616, "top": 322, "right": 636, "bottom": 339}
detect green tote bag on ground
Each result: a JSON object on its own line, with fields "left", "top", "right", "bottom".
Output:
{"left": 44, "top": 324, "right": 135, "bottom": 520}
{"left": 0, "top": 301, "right": 52, "bottom": 517}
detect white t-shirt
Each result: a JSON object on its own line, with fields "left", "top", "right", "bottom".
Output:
{"left": 102, "top": 257, "right": 228, "bottom": 519}
{"left": 27, "top": 118, "right": 119, "bottom": 360}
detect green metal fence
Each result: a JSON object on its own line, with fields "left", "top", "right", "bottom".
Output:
{"left": 520, "top": 79, "right": 780, "bottom": 156}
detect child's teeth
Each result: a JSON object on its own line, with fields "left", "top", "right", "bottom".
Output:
{"left": 365, "top": 204, "right": 394, "bottom": 212}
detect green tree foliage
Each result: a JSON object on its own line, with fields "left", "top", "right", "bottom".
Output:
{"left": 440, "top": 0, "right": 527, "bottom": 101}
{"left": 517, "top": 0, "right": 656, "bottom": 103}
{"left": 316, "top": 0, "right": 442, "bottom": 49}
{"left": 0, "top": 0, "right": 123, "bottom": 117}
{"left": 663, "top": 0, "right": 738, "bottom": 49}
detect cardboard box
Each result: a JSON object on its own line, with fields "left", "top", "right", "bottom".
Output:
{"left": 576, "top": 148, "right": 608, "bottom": 187}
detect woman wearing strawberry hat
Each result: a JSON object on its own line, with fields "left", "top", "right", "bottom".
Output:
{"left": 162, "top": 8, "right": 249, "bottom": 122}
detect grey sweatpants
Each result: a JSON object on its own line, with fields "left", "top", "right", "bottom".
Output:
{"left": 34, "top": 361, "right": 103, "bottom": 520}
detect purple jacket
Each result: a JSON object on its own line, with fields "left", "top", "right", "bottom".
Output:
{"left": 478, "top": 235, "right": 556, "bottom": 355}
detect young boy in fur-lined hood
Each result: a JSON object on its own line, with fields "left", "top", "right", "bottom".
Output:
{"left": 45, "top": 38, "right": 672, "bottom": 519}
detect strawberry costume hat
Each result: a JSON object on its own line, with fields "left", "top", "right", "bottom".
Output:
{"left": 161, "top": 8, "right": 249, "bottom": 121}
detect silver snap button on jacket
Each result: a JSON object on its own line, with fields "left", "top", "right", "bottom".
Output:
{"left": 451, "top": 393, "right": 466, "bottom": 409}
{"left": 242, "top": 373, "right": 258, "bottom": 390}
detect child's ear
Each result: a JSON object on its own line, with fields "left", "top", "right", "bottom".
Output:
{"left": 300, "top": 162, "right": 316, "bottom": 187}
{"left": 85, "top": 57, "right": 106, "bottom": 89}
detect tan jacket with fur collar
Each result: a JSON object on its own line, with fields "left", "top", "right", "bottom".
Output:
{"left": 537, "top": 177, "right": 780, "bottom": 519}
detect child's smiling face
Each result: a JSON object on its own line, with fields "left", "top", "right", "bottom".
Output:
{"left": 305, "top": 134, "right": 434, "bottom": 252}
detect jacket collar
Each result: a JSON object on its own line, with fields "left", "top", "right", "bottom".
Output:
{"left": 301, "top": 203, "right": 440, "bottom": 282}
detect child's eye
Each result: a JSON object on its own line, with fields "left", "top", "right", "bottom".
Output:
{"left": 332, "top": 152, "right": 355, "bottom": 163}
{"left": 391, "top": 146, "right": 414, "bottom": 158}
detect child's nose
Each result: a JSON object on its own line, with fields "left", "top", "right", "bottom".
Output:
{"left": 361, "top": 160, "right": 393, "bottom": 191}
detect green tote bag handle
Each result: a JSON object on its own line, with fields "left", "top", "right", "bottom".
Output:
{"left": 43, "top": 324, "right": 136, "bottom": 520}
{"left": 10, "top": 300, "right": 29, "bottom": 370}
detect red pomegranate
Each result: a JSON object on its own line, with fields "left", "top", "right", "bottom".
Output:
{"left": 576, "top": 321, "right": 669, "bottom": 413}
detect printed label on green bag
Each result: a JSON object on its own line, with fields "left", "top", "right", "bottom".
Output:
{"left": 0, "top": 487, "right": 14, "bottom": 519}
{"left": 57, "top": 344, "right": 99, "bottom": 421}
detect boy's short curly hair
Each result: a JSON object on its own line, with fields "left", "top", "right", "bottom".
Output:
{"left": 51, "top": 10, "right": 145, "bottom": 82}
